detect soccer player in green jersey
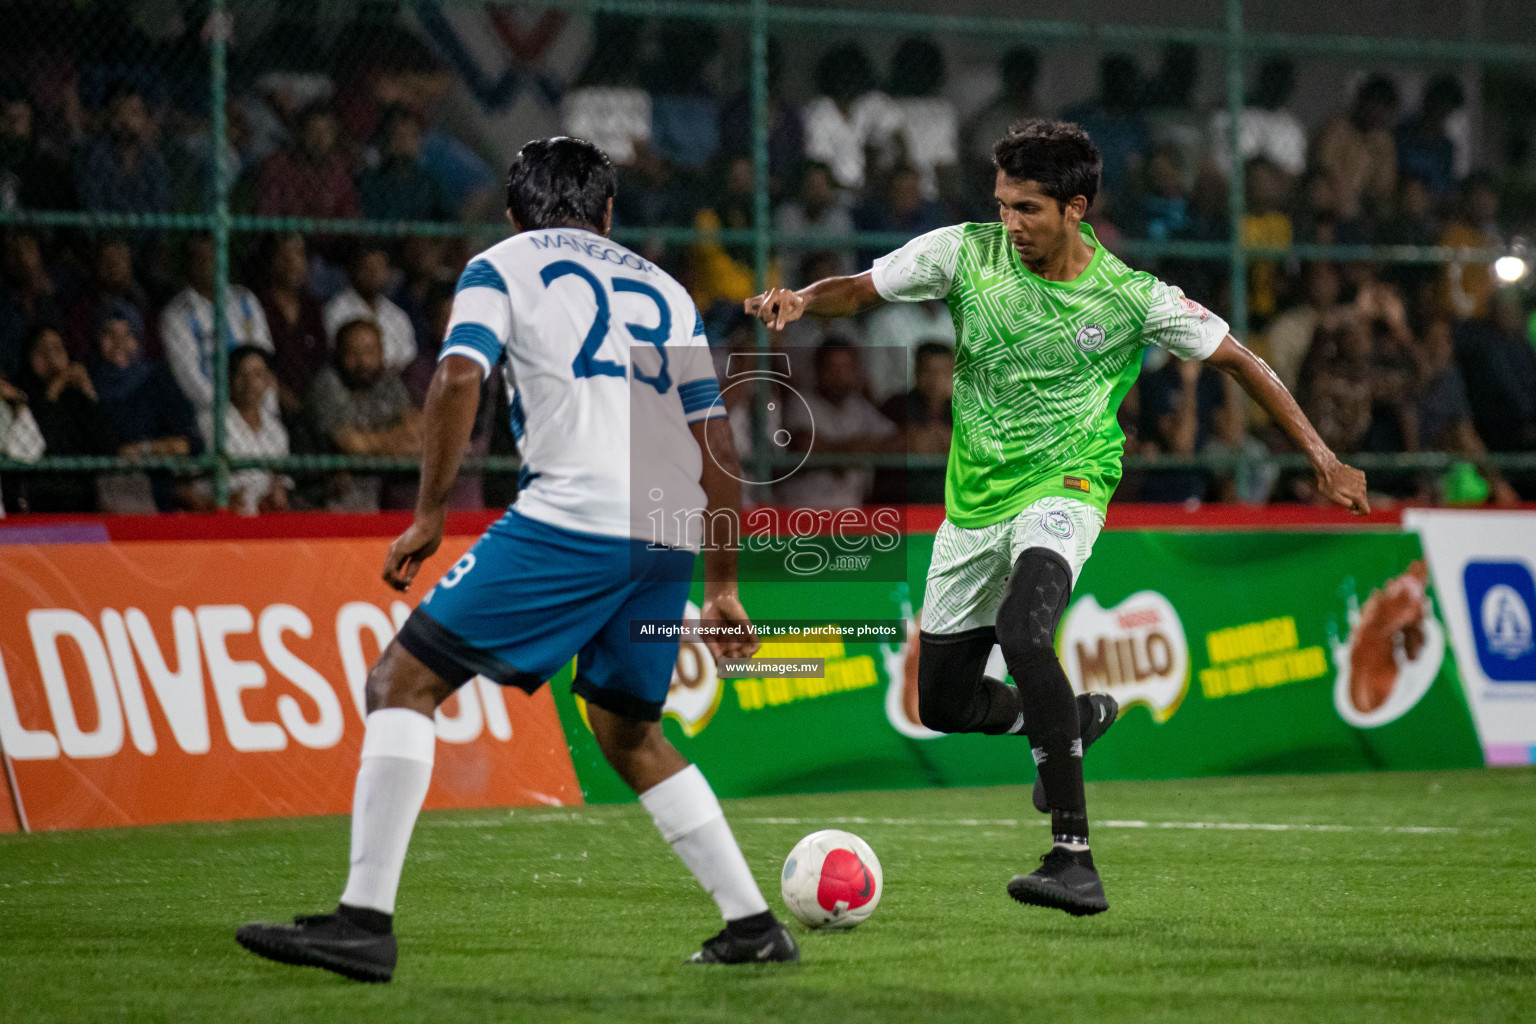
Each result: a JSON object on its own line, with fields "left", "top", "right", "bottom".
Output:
{"left": 746, "top": 119, "right": 1369, "bottom": 916}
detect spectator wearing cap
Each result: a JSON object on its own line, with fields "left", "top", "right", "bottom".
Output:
{"left": 162, "top": 235, "right": 273, "bottom": 418}
{"left": 256, "top": 104, "right": 359, "bottom": 220}
{"left": 89, "top": 302, "right": 201, "bottom": 512}
{"left": 323, "top": 242, "right": 417, "bottom": 370}
{"left": 74, "top": 87, "right": 171, "bottom": 215}
{"left": 1314, "top": 75, "right": 1400, "bottom": 223}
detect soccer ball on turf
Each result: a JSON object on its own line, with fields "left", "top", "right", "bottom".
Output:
{"left": 780, "top": 829, "right": 882, "bottom": 929}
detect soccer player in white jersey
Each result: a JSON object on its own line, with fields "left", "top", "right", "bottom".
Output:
{"left": 237, "top": 138, "right": 798, "bottom": 981}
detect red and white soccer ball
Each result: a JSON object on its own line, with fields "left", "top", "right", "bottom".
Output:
{"left": 780, "top": 829, "right": 883, "bottom": 929}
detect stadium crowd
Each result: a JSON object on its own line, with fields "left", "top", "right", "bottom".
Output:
{"left": 0, "top": 8, "right": 1534, "bottom": 513}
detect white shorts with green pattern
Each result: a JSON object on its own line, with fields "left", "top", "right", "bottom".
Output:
{"left": 921, "top": 495, "right": 1105, "bottom": 636}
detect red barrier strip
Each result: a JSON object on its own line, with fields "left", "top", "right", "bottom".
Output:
{"left": 3, "top": 502, "right": 1531, "bottom": 544}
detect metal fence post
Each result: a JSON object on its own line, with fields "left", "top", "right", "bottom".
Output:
{"left": 1225, "top": 0, "right": 1249, "bottom": 343}
{"left": 749, "top": 0, "right": 773, "bottom": 493}
{"left": 209, "top": 0, "right": 232, "bottom": 509}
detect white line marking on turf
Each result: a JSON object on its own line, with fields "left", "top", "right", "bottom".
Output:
{"left": 421, "top": 813, "right": 1460, "bottom": 834}
{"left": 739, "top": 816, "right": 1459, "bottom": 834}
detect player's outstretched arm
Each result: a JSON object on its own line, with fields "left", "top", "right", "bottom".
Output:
{"left": 383, "top": 353, "right": 483, "bottom": 591}
{"left": 691, "top": 416, "right": 760, "bottom": 660}
{"left": 1204, "top": 335, "right": 1370, "bottom": 514}
{"left": 744, "top": 270, "right": 885, "bottom": 330}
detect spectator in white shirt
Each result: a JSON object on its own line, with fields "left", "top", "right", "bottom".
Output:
{"left": 886, "top": 37, "right": 961, "bottom": 207}
{"left": 802, "top": 43, "right": 901, "bottom": 191}
{"left": 161, "top": 234, "right": 273, "bottom": 417}
{"left": 560, "top": 14, "right": 651, "bottom": 166}
{"left": 861, "top": 298, "right": 956, "bottom": 404}
{"left": 198, "top": 344, "right": 291, "bottom": 514}
{"left": 1209, "top": 58, "right": 1307, "bottom": 179}
{"left": 323, "top": 241, "right": 417, "bottom": 370}
{"left": 774, "top": 161, "right": 857, "bottom": 282}
{"left": 776, "top": 338, "right": 899, "bottom": 508}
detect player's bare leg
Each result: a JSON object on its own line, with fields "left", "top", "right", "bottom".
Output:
{"left": 235, "top": 642, "right": 455, "bottom": 982}
{"left": 586, "top": 704, "right": 798, "bottom": 964}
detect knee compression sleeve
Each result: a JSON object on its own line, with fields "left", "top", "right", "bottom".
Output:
{"left": 916, "top": 628, "right": 1024, "bottom": 735}
{"left": 995, "top": 547, "right": 1073, "bottom": 670}
{"left": 996, "top": 547, "right": 1087, "bottom": 823}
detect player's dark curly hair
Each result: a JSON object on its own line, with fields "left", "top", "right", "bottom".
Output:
{"left": 505, "top": 136, "right": 617, "bottom": 233}
{"left": 992, "top": 119, "right": 1102, "bottom": 209}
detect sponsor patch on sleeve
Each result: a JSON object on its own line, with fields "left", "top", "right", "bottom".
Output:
{"left": 1178, "top": 296, "right": 1211, "bottom": 323}
{"left": 1063, "top": 475, "right": 1091, "bottom": 493}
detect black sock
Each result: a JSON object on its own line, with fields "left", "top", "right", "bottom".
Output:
{"left": 726, "top": 910, "right": 776, "bottom": 938}
{"left": 337, "top": 902, "right": 393, "bottom": 935}
{"left": 1051, "top": 808, "right": 1090, "bottom": 848}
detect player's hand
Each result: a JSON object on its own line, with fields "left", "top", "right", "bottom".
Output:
{"left": 744, "top": 287, "right": 805, "bottom": 330}
{"left": 701, "top": 584, "right": 760, "bottom": 660}
{"left": 383, "top": 514, "right": 444, "bottom": 592}
{"left": 1314, "top": 455, "right": 1370, "bottom": 515}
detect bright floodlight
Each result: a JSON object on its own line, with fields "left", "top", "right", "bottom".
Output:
{"left": 1494, "top": 256, "right": 1527, "bottom": 283}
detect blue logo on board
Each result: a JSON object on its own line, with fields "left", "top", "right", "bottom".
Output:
{"left": 1463, "top": 561, "right": 1536, "bottom": 682}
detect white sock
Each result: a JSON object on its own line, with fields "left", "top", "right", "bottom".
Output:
{"left": 339, "top": 708, "right": 436, "bottom": 915}
{"left": 639, "top": 764, "right": 769, "bottom": 922}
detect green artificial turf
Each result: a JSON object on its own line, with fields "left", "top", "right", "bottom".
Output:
{"left": 2, "top": 770, "right": 1533, "bottom": 1023}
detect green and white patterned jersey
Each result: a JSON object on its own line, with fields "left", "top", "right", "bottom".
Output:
{"left": 871, "top": 221, "right": 1228, "bottom": 526}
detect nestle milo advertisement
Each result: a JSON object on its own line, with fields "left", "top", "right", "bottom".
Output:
{"left": 551, "top": 530, "right": 1482, "bottom": 803}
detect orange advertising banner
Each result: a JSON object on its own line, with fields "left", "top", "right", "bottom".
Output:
{"left": 0, "top": 537, "right": 584, "bottom": 831}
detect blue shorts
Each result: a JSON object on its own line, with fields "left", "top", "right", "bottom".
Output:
{"left": 396, "top": 509, "right": 695, "bottom": 721}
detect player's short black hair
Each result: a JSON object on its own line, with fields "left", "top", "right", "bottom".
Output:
{"left": 992, "top": 119, "right": 1102, "bottom": 209}
{"left": 505, "top": 136, "right": 617, "bottom": 233}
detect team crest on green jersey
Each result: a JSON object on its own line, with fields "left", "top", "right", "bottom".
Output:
{"left": 1074, "top": 323, "right": 1107, "bottom": 352}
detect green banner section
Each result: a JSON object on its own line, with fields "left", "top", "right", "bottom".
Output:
{"left": 551, "top": 531, "right": 1482, "bottom": 804}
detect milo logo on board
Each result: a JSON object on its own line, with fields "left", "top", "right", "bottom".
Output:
{"left": 1059, "top": 591, "right": 1190, "bottom": 722}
